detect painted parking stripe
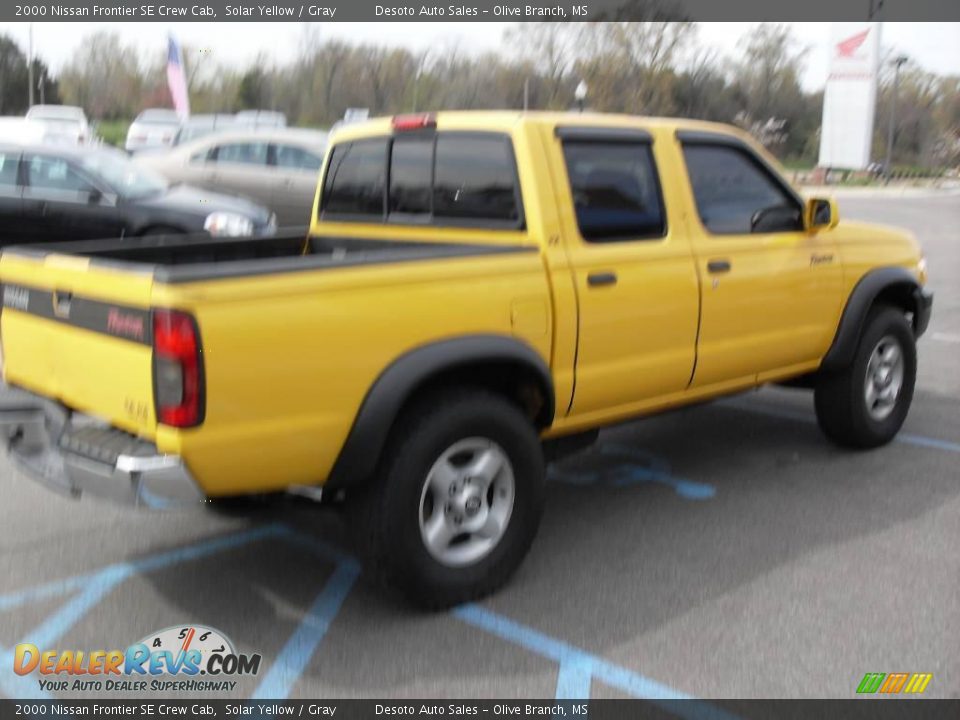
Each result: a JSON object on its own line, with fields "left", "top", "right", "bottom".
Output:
{"left": 453, "top": 604, "right": 739, "bottom": 720}
{"left": 720, "top": 398, "right": 960, "bottom": 454}
{"left": 0, "top": 524, "right": 288, "bottom": 612}
{"left": 251, "top": 560, "right": 360, "bottom": 700}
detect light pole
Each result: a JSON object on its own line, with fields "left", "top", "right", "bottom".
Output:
{"left": 574, "top": 80, "right": 587, "bottom": 113}
{"left": 884, "top": 54, "right": 908, "bottom": 181}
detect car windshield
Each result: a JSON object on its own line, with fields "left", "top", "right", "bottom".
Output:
{"left": 81, "top": 150, "right": 168, "bottom": 200}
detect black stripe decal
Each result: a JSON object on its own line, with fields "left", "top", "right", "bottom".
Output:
{"left": 1, "top": 284, "right": 152, "bottom": 346}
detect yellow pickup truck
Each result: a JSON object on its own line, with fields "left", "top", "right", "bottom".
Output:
{"left": 0, "top": 112, "right": 932, "bottom": 607}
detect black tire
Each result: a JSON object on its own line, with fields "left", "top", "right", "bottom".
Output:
{"left": 351, "top": 388, "right": 545, "bottom": 610}
{"left": 815, "top": 305, "right": 916, "bottom": 449}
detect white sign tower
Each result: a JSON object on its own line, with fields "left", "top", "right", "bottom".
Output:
{"left": 818, "top": 22, "right": 882, "bottom": 170}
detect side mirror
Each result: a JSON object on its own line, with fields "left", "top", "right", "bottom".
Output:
{"left": 805, "top": 197, "right": 839, "bottom": 232}
{"left": 86, "top": 187, "right": 103, "bottom": 205}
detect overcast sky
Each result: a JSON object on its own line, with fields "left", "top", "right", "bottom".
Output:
{"left": 2, "top": 22, "right": 958, "bottom": 91}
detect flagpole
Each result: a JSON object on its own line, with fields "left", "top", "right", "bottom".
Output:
{"left": 28, "top": 24, "right": 34, "bottom": 107}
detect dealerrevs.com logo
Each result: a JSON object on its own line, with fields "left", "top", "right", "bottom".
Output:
{"left": 14, "top": 625, "right": 261, "bottom": 693}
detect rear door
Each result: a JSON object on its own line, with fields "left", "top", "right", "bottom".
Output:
{"left": 269, "top": 143, "right": 323, "bottom": 226}
{"left": 203, "top": 140, "right": 271, "bottom": 205}
{"left": 0, "top": 148, "right": 22, "bottom": 246}
{"left": 552, "top": 128, "right": 700, "bottom": 419}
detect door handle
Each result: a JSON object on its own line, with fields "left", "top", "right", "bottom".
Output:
{"left": 587, "top": 271, "right": 618, "bottom": 287}
{"left": 707, "top": 259, "right": 731, "bottom": 274}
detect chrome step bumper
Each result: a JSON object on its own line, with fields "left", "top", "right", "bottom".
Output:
{"left": 0, "top": 382, "right": 204, "bottom": 509}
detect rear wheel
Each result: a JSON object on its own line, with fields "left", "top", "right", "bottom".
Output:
{"left": 815, "top": 306, "right": 916, "bottom": 448}
{"left": 353, "top": 389, "right": 545, "bottom": 609}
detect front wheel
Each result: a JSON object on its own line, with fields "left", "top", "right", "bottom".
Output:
{"left": 815, "top": 306, "right": 917, "bottom": 448}
{"left": 353, "top": 389, "right": 545, "bottom": 609}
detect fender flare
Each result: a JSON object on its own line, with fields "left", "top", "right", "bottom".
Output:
{"left": 820, "top": 267, "right": 921, "bottom": 372}
{"left": 325, "top": 334, "right": 555, "bottom": 489}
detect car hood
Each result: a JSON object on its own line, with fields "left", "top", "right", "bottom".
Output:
{"left": 133, "top": 183, "right": 272, "bottom": 224}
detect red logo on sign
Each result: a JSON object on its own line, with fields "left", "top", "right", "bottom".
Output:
{"left": 837, "top": 29, "right": 869, "bottom": 58}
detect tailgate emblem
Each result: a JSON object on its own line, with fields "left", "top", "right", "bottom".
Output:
{"left": 52, "top": 291, "right": 72, "bottom": 319}
{"left": 3, "top": 286, "right": 29, "bottom": 311}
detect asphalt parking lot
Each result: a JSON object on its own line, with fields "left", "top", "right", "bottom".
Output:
{"left": 1, "top": 191, "right": 958, "bottom": 703}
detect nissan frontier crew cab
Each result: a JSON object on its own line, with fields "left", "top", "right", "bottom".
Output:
{"left": 0, "top": 112, "right": 933, "bottom": 608}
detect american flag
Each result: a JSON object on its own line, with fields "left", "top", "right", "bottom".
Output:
{"left": 167, "top": 35, "right": 190, "bottom": 121}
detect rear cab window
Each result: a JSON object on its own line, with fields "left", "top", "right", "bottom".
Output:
{"left": 320, "top": 131, "right": 522, "bottom": 228}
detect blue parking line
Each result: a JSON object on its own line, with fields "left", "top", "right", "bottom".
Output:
{"left": 0, "top": 524, "right": 288, "bottom": 612}
{"left": 550, "top": 445, "right": 716, "bottom": 500}
{"left": 555, "top": 658, "right": 593, "bottom": 699}
{"left": 720, "top": 399, "right": 960, "bottom": 453}
{"left": 251, "top": 559, "right": 361, "bottom": 700}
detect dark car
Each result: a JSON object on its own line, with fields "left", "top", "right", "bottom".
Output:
{"left": 0, "top": 143, "right": 275, "bottom": 246}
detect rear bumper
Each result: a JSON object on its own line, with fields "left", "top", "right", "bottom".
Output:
{"left": 914, "top": 287, "right": 933, "bottom": 338}
{"left": 0, "top": 382, "right": 204, "bottom": 509}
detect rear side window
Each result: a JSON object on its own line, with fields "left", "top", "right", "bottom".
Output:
{"left": 273, "top": 144, "right": 323, "bottom": 171}
{"left": 0, "top": 152, "right": 18, "bottom": 187}
{"left": 322, "top": 139, "right": 388, "bottom": 216}
{"left": 562, "top": 141, "right": 665, "bottom": 242}
{"left": 212, "top": 142, "right": 269, "bottom": 166}
{"left": 25, "top": 156, "right": 93, "bottom": 193}
{"left": 682, "top": 144, "right": 801, "bottom": 235}
{"left": 321, "top": 132, "right": 521, "bottom": 226}
{"left": 433, "top": 135, "right": 519, "bottom": 223}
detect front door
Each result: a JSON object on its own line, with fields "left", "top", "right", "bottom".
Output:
{"left": 20, "top": 154, "right": 125, "bottom": 242}
{"left": 680, "top": 138, "right": 844, "bottom": 388}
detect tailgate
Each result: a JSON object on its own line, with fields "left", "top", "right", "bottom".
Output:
{"left": 0, "top": 251, "right": 158, "bottom": 439}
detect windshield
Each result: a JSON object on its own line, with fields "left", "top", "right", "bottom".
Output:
{"left": 81, "top": 150, "right": 168, "bottom": 200}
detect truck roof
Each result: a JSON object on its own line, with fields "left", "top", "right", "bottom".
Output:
{"left": 329, "top": 110, "right": 748, "bottom": 144}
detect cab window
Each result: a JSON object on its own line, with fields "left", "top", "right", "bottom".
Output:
{"left": 389, "top": 137, "right": 433, "bottom": 216}
{"left": 433, "top": 135, "right": 520, "bottom": 223}
{"left": 322, "top": 139, "right": 388, "bottom": 216}
{"left": 322, "top": 132, "right": 521, "bottom": 227}
{"left": 562, "top": 141, "right": 665, "bottom": 242}
{"left": 682, "top": 144, "right": 801, "bottom": 235}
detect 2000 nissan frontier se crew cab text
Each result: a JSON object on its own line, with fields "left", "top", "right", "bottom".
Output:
{"left": 0, "top": 112, "right": 933, "bottom": 607}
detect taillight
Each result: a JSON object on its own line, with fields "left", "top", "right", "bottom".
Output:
{"left": 153, "top": 309, "right": 203, "bottom": 428}
{"left": 392, "top": 113, "right": 436, "bottom": 131}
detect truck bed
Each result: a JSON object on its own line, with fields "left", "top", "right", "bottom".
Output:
{"left": 2, "top": 232, "right": 533, "bottom": 284}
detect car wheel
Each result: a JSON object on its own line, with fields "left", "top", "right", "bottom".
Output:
{"left": 353, "top": 388, "right": 545, "bottom": 609}
{"left": 815, "top": 306, "right": 916, "bottom": 448}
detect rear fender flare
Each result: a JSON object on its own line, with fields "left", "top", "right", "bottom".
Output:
{"left": 326, "top": 335, "right": 554, "bottom": 489}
